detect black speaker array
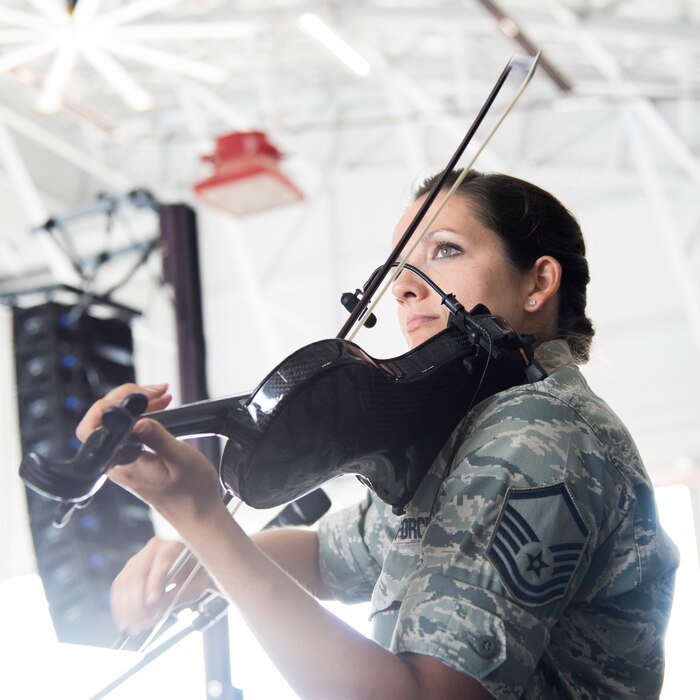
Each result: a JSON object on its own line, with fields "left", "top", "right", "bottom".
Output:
{"left": 13, "top": 301, "right": 154, "bottom": 647}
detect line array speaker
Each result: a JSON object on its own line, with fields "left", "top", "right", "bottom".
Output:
{"left": 13, "top": 301, "right": 154, "bottom": 647}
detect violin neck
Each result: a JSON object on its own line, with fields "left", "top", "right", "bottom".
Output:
{"left": 146, "top": 394, "right": 249, "bottom": 439}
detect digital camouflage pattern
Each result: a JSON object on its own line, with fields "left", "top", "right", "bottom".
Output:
{"left": 317, "top": 339, "right": 679, "bottom": 699}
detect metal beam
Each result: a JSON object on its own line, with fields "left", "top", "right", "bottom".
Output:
{"left": 369, "top": 49, "right": 506, "bottom": 171}
{"left": 474, "top": 0, "right": 573, "bottom": 92}
{"left": 0, "top": 117, "right": 81, "bottom": 285}
{"left": 542, "top": 0, "right": 700, "bottom": 189}
{"left": 625, "top": 110, "right": 700, "bottom": 355}
{"left": 217, "top": 214, "right": 284, "bottom": 366}
{"left": 181, "top": 84, "right": 251, "bottom": 132}
{"left": 368, "top": 50, "right": 426, "bottom": 173}
{"left": 0, "top": 104, "right": 131, "bottom": 190}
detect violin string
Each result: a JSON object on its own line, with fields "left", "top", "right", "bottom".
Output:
{"left": 132, "top": 496, "right": 243, "bottom": 654}
{"left": 346, "top": 52, "right": 540, "bottom": 343}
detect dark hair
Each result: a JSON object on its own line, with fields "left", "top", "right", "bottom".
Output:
{"left": 415, "top": 169, "right": 594, "bottom": 363}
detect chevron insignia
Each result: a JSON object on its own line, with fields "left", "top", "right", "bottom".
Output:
{"left": 486, "top": 483, "right": 589, "bottom": 607}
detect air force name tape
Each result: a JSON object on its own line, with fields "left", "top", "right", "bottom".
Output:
{"left": 486, "top": 482, "right": 589, "bottom": 607}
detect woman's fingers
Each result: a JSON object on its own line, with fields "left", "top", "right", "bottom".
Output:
{"left": 111, "top": 537, "right": 188, "bottom": 634}
{"left": 132, "top": 418, "right": 194, "bottom": 465}
{"left": 75, "top": 383, "right": 171, "bottom": 442}
{"left": 111, "top": 544, "right": 150, "bottom": 633}
{"left": 108, "top": 420, "right": 223, "bottom": 526}
{"left": 144, "top": 540, "right": 188, "bottom": 607}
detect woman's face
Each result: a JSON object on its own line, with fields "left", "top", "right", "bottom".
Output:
{"left": 391, "top": 193, "right": 533, "bottom": 348}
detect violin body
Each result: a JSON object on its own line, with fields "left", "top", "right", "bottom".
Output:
{"left": 215, "top": 322, "right": 530, "bottom": 513}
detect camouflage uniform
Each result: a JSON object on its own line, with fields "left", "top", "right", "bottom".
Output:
{"left": 317, "top": 339, "right": 679, "bottom": 699}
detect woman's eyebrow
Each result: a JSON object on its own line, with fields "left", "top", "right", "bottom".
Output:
{"left": 423, "top": 227, "right": 460, "bottom": 240}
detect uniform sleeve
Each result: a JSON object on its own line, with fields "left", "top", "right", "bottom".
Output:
{"left": 317, "top": 491, "right": 396, "bottom": 604}
{"left": 390, "top": 387, "right": 607, "bottom": 699}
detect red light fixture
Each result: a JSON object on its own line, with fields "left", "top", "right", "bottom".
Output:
{"left": 194, "top": 131, "right": 304, "bottom": 216}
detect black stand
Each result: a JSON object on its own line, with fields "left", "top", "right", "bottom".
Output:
{"left": 160, "top": 204, "right": 241, "bottom": 699}
{"left": 90, "top": 595, "right": 238, "bottom": 700}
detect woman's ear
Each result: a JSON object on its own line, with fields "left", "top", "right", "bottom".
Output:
{"left": 524, "top": 256, "right": 561, "bottom": 311}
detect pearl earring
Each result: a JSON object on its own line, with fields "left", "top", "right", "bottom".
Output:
{"left": 528, "top": 299, "right": 537, "bottom": 306}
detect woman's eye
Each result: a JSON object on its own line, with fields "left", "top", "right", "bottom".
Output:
{"left": 435, "top": 243, "right": 461, "bottom": 258}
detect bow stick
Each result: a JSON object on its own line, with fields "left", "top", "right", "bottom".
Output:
{"left": 339, "top": 52, "right": 540, "bottom": 342}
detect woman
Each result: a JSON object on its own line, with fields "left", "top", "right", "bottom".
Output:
{"left": 79, "top": 170, "right": 678, "bottom": 699}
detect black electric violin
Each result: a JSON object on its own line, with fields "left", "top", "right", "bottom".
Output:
{"left": 20, "top": 301, "right": 545, "bottom": 515}
{"left": 20, "top": 54, "right": 544, "bottom": 516}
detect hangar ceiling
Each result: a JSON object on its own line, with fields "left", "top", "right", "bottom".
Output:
{"left": 0, "top": 0, "right": 699, "bottom": 482}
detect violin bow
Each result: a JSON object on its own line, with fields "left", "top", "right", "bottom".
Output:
{"left": 338, "top": 52, "right": 540, "bottom": 342}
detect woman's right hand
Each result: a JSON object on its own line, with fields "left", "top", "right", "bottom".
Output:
{"left": 110, "top": 536, "right": 216, "bottom": 636}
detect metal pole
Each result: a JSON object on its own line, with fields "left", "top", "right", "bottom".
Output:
{"left": 160, "top": 203, "right": 242, "bottom": 700}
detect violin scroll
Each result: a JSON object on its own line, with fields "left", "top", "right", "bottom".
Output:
{"left": 20, "top": 392, "right": 147, "bottom": 504}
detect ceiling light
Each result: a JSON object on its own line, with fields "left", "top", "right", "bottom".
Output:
{"left": 194, "top": 131, "right": 304, "bottom": 216}
{"left": 0, "top": 39, "right": 62, "bottom": 75}
{"left": 298, "top": 13, "right": 371, "bottom": 77}
{"left": 102, "top": 39, "right": 228, "bottom": 84}
{"left": 94, "top": 0, "right": 184, "bottom": 28}
{"left": 475, "top": 0, "right": 573, "bottom": 92}
{"left": 1, "top": 0, "right": 237, "bottom": 115}
{"left": 82, "top": 46, "right": 154, "bottom": 111}
{"left": 35, "top": 45, "right": 78, "bottom": 113}
{"left": 115, "top": 22, "right": 257, "bottom": 40}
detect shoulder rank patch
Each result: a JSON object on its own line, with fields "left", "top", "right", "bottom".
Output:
{"left": 486, "top": 483, "right": 589, "bottom": 607}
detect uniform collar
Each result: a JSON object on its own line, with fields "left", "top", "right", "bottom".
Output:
{"left": 534, "top": 339, "right": 575, "bottom": 374}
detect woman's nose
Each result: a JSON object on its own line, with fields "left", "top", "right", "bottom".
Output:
{"left": 391, "top": 267, "right": 430, "bottom": 302}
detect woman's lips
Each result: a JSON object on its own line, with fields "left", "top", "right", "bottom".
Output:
{"left": 405, "top": 314, "right": 441, "bottom": 333}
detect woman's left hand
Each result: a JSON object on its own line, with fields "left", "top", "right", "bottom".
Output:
{"left": 108, "top": 417, "right": 224, "bottom": 531}
{"left": 76, "top": 382, "right": 224, "bottom": 530}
